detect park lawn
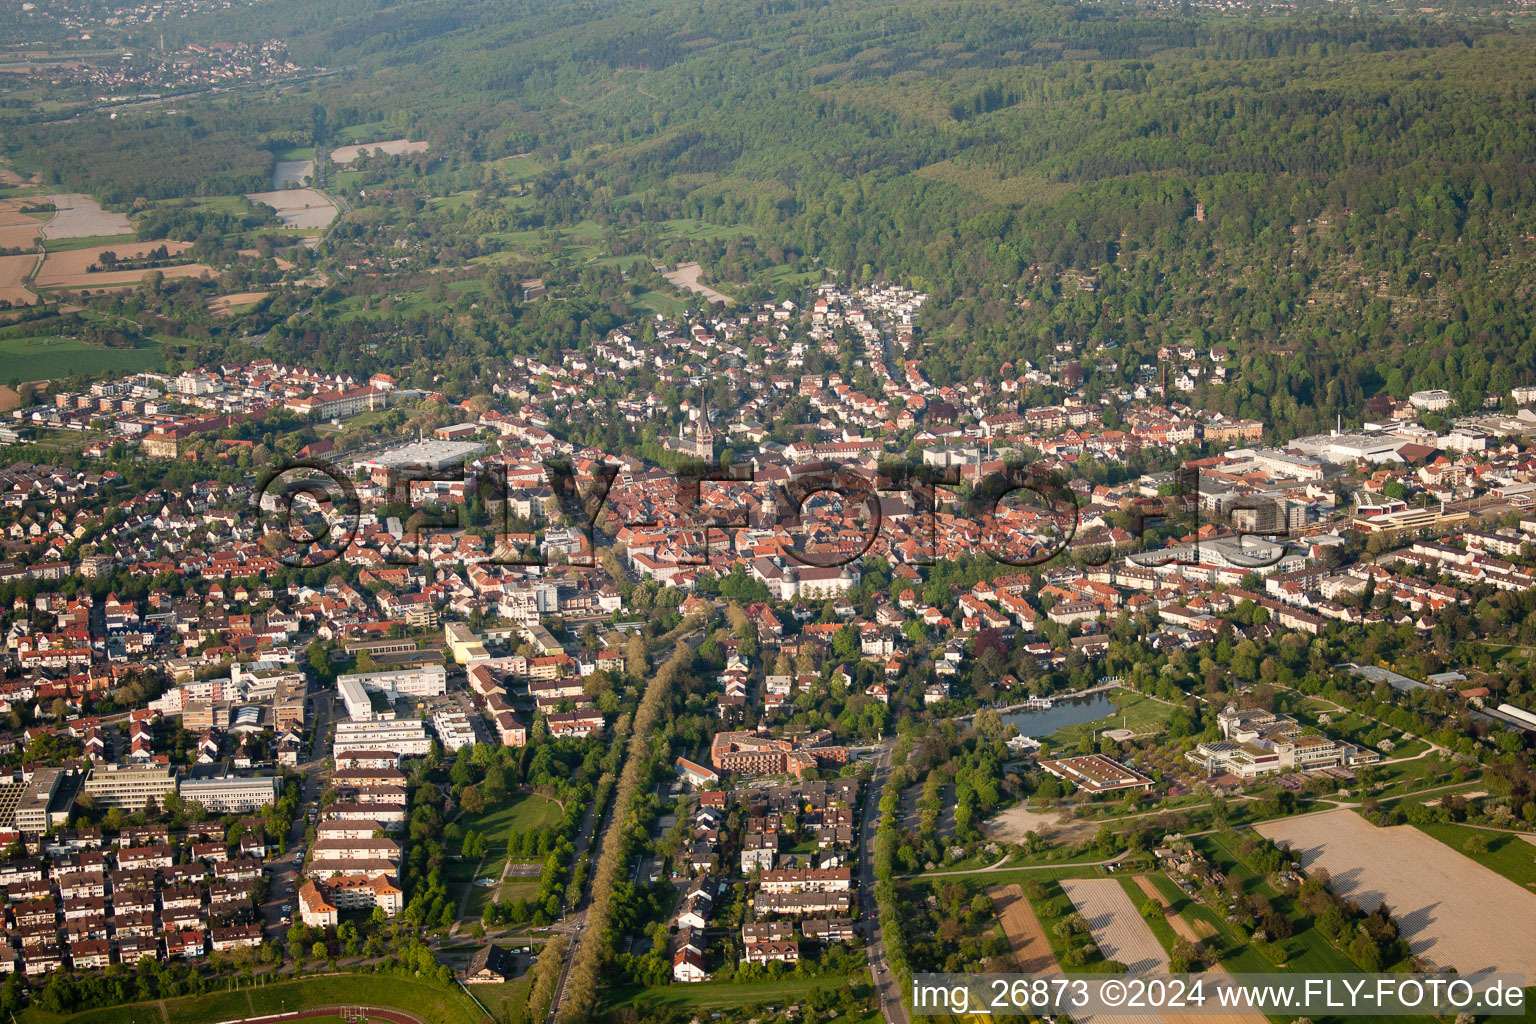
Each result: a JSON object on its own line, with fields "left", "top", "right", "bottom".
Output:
{"left": 493, "top": 155, "right": 545, "bottom": 178}
{"left": 498, "top": 878, "right": 540, "bottom": 903}
{"left": 0, "top": 333, "right": 163, "bottom": 379}
{"left": 450, "top": 792, "right": 562, "bottom": 914}
{"left": 1415, "top": 822, "right": 1536, "bottom": 888}
{"left": 466, "top": 979, "right": 533, "bottom": 1024}
{"left": 464, "top": 790, "right": 563, "bottom": 838}
{"left": 602, "top": 973, "right": 875, "bottom": 1019}
{"left": 1370, "top": 761, "right": 1474, "bottom": 800}
{"left": 636, "top": 289, "right": 686, "bottom": 317}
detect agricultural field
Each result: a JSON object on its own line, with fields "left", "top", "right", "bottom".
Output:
{"left": 1059, "top": 877, "right": 1169, "bottom": 973}
{"left": 246, "top": 188, "right": 338, "bottom": 230}
{"left": 0, "top": 199, "right": 44, "bottom": 251}
{"left": 987, "top": 882, "right": 1057, "bottom": 972}
{"left": 0, "top": 253, "right": 39, "bottom": 306}
{"left": 37, "top": 193, "right": 131, "bottom": 239}
{"left": 34, "top": 240, "right": 211, "bottom": 292}
{"left": 1257, "top": 808, "right": 1536, "bottom": 975}
{"left": 208, "top": 290, "right": 271, "bottom": 315}
{"left": 330, "top": 139, "right": 429, "bottom": 164}
{"left": 0, "top": 333, "right": 163, "bottom": 379}
{"left": 1413, "top": 822, "right": 1536, "bottom": 889}
{"left": 272, "top": 159, "right": 315, "bottom": 189}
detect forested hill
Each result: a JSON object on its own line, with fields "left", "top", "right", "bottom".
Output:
{"left": 13, "top": 0, "right": 1536, "bottom": 435}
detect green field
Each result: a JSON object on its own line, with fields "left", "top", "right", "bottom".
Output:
{"left": 1415, "top": 822, "right": 1536, "bottom": 888}
{"left": 462, "top": 790, "right": 563, "bottom": 837}
{"left": 20, "top": 974, "right": 488, "bottom": 1024}
{"left": 41, "top": 233, "right": 138, "bottom": 253}
{"left": 449, "top": 791, "right": 564, "bottom": 915}
{"left": 602, "top": 975, "right": 876, "bottom": 1021}
{"left": 1197, "top": 830, "right": 1365, "bottom": 974}
{"left": 0, "top": 334, "right": 163, "bottom": 379}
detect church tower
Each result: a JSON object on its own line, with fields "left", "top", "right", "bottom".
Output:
{"left": 694, "top": 402, "right": 714, "bottom": 462}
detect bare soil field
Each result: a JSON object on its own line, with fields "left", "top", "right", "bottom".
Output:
{"left": 237, "top": 249, "right": 296, "bottom": 270}
{"left": 664, "top": 262, "right": 734, "bottom": 305}
{"left": 246, "top": 188, "right": 337, "bottom": 230}
{"left": 1257, "top": 808, "right": 1536, "bottom": 976}
{"left": 1132, "top": 874, "right": 1204, "bottom": 945}
{"left": 1163, "top": 971, "right": 1271, "bottom": 1024}
{"left": 35, "top": 240, "right": 210, "bottom": 291}
{"left": 1060, "top": 877, "right": 1168, "bottom": 973}
{"left": 39, "top": 193, "right": 132, "bottom": 238}
{"left": 985, "top": 803, "right": 1099, "bottom": 845}
{"left": 207, "top": 290, "right": 269, "bottom": 314}
{"left": 0, "top": 200, "right": 43, "bottom": 251}
{"left": 987, "top": 883, "right": 1058, "bottom": 973}
{"left": 272, "top": 159, "right": 314, "bottom": 189}
{"left": 0, "top": 254, "right": 39, "bottom": 306}
{"left": 330, "top": 139, "right": 429, "bottom": 164}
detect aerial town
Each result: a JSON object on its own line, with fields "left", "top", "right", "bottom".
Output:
{"left": 2, "top": 0, "right": 1536, "bottom": 1022}
{"left": 0, "top": 272, "right": 1531, "bottom": 1023}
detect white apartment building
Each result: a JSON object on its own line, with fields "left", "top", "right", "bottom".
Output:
{"left": 338, "top": 664, "right": 447, "bottom": 698}
{"left": 332, "top": 719, "right": 431, "bottom": 755}
{"left": 178, "top": 775, "right": 282, "bottom": 813}
{"left": 430, "top": 709, "right": 477, "bottom": 752}
{"left": 82, "top": 764, "right": 178, "bottom": 811}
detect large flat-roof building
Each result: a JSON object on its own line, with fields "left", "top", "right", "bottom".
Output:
{"left": 332, "top": 719, "right": 431, "bottom": 756}
{"left": 178, "top": 774, "right": 282, "bottom": 814}
{"left": 338, "top": 664, "right": 447, "bottom": 698}
{"left": 82, "top": 764, "right": 178, "bottom": 811}
{"left": 351, "top": 439, "right": 485, "bottom": 475}
{"left": 1037, "top": 755, "right": 1154, "bottom": 794}
{"left": 16, "top": 768, "right": 70, "bottom": 835}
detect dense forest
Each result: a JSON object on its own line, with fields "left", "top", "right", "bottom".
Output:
{"left": 7, "top": 0, "right": 1536, "bottom": 431}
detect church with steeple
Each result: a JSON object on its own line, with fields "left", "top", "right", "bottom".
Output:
{"left": 663, "top": 401, "right": 714, "bottom": 462}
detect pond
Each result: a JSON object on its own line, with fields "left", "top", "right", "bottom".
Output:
{"left": 1000, "top": 692, "right": 1117, "bottom": 738}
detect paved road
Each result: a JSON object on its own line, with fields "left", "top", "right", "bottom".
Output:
{"left": 262, "top": 693, "right": 333, "bottom": 938}
{"left": 858, "top": 741, "right": 908, "bottom": 1024}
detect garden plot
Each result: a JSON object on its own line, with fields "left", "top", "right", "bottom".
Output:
{"left": 1257, "top": 808, "right": 1536, "bottom": 976}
